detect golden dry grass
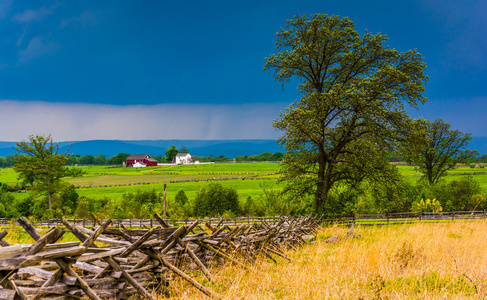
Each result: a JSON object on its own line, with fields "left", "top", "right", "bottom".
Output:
{"left": 162, "top": 222, "right": 487, "bottom": 299}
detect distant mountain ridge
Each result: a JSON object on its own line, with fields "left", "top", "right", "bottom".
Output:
{"left": 1, "top": 137, "right": 487, "bottom": 158}
{"left": 0, "top": 139, "right": 282, "bottom": 158}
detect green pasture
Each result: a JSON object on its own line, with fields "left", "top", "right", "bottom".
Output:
{"left": 397, "top": 165, "right": 487, "bottom": 188}
{"left": 72, "top": 178, "right": 284, "bottom": 202}
{"left": 0, "top": 168, "right": 20, "bottom": 183}
{"left": 2, "top": 163, "right": 487, "bottom": 202}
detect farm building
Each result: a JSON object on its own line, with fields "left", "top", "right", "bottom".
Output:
{"left": 173, "top": 152, "right": 192, "bottom": 164}
{"left": 126, "top": 154, "right": 158, "bottom": 167}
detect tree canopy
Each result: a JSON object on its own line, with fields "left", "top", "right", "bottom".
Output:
{"left": 166, "top": 145, "right": 178, "bottom": 162}
{"left": 14, "top": 135, "right": 70, "bottom": 209}
{"left": 264, "top": 13, "right": 428, "bottom": 213}
{"left": 406, "top": 118, "right": 478, "bottom": 185}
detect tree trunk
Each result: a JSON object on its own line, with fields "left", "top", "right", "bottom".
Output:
{"left": 46, "top": 174, "right": 52, "bottom": 209}
{"left": 315, "top": 148, "right": 328, "bottom": 213}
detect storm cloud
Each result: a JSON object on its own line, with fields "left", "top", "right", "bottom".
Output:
{"left": 0, "top": 100, "right": 286, "bottom": 142}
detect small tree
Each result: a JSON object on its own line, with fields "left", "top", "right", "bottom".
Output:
{"left": 58, "top": 184, "right": 79, "bottom": 215}
{"left": 174, "top": 190, "right": 188, "bottom": 206}
{"left": 179, "top": 146, "right": 189, "bottom": 154}
{"left": 193, "top": 183, "right": 240, "bottom": 217}
{"left": 407, "top": 118, "right": 478, "bottom": 184}
{"left": 166, "top": 145, "right": 178, "bottom": 162}
{"left": 108, "top": 153, "right": 130, "bottom": 165}
{"left": 14, "top": 135, "right": 70, "bottom": 209}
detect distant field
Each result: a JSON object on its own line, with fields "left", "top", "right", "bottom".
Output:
{"left": 1, "top": 163, "right": 487, "bottom": 202}
{"left": 398, "top": 165, "right": 487, "bottom": 188}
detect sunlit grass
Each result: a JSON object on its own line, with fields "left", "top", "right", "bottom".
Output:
{"left": 164, "top": 222, "right": 487, "bottom": 299}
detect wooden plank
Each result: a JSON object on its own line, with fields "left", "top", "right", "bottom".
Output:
{"left": 0, "top": 244, "right": 23, "bottom": 259}
{"left": 21, "top": 227, "right": 60, "bottom": 257}
{"left": 17, "top": 266, "right": 77, "bottom": 285}
{"left": 0, "top": 256, "right": 42, "bottom": 270}
{"left": 77, "top": 248, "right": 125, "bottom": 262}
{"left": 0, "top": 229, "right": 10, "bottom": 247}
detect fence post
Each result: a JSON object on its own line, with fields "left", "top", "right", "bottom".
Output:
{"left": 452, "top": 211, "right": 455, "bottom": 222}
{"left": 386, "top": 213, "right": 389, "bottom": 225}
{"left": 419, "top": 212, "right": 422, "bottom": 222}
{"left": 83, "top": 218, "right": 85, "bottom": 228}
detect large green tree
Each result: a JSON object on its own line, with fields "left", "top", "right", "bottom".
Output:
{"left": 264, "top": 14, "right": 428, "bottom": 213}
{"left": 407, "top": 118, "right": 478, "bottom": 185}
{"left": 14, "top": 135, "right": 70, "bottom": 209}
{"left": 166, "top": 145, "right": 178, "bottom": 162}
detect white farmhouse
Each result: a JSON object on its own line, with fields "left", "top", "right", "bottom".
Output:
{"left": 173, "top": 153, "right": 192, "bottom": 164}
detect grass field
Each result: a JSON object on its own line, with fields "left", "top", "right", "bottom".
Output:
{"left": 1, "top": 163, "right": 487, "bottom": 202}
{"left": 165, "top": 222, "right": 487, "bottom": 299}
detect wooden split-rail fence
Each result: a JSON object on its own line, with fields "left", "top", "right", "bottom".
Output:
{"left": 0, "top": 214, "right": 320, "bottom": 299}
{"left": 0, "top": 216, "right": 289, "bottom": 229}
{"left": 323, "top": 210, "right": 487, "bottom": 226}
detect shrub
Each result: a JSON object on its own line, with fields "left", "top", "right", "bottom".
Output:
{"left": 411, "top": 198, "right": 443, "bottom": 213}
{"left": 58, "top": 185, "right": 79, "bottom": 215}
{"left": 174, "top": 190, "right": 188, "bottom": 206}
{"left": 118, "top": 189, "right": 162, "bottom": 218}
{"left": 192, "top": 183, "right": 240, "bottom": 217}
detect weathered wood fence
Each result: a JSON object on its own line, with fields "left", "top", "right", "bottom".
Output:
{"left": 0, "top": 214, "right": 320, "bottom": 299}
{"left": 0, "top": 210, "right": 485, "bottom": 230}
{"left": 0, "top": 216, "right": 291, "bottom": 229}
{"left": 323, "top": 210, "right": 487, "bottom": 226}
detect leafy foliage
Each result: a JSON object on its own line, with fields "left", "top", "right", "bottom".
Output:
{"left": 58, "top": 185, "right": 79, "bottom": 215}
{"left": 107, "top": 153, "right": 130, "bottom": 165}
{"left": 193, "top": 183, "right": 240, "bottom": 217}
{"left": 14, "top": 135, "right": 71, "bottom": 208}
{"left": 265, "top": 13, "right": 428, "bottom": 213}
{"left": 411, "top": 198, "right": 443, "bottom": 213}
{"left": 406, "top": 118, "right": 478, "bottom": 184}
{"left": 165, "top": 145, "right": 178, "bottom": 162}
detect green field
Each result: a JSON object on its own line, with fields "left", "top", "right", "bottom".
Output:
{"left": 0, "top": 163, "right": 282, "bottom": 201}
{"left": 1, "top": 163, "right": 487, "bottom": 202}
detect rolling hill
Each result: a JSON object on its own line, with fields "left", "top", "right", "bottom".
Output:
{"left": 1, "top": 137, "right": 486, "bottom": 158}
{"left": 0, "top": 139, "right": 282, "bottom": 158}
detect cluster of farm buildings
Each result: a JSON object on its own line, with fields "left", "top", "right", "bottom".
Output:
{"left": 126, "top": 153, "right": 197, "bottom": 167}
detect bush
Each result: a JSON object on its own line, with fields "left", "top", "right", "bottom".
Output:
{"left": 192, "top": 183, "right": 240, "bottom": 217}
{"left": 58, "top": 185, "right": 79, "bottom": 215}
{"left": 411, "top": 198, "right": 443, "bottom": 213}
{"left": 117, "top": 189, "right": 162, "bottom": 218}
{"left": 175, "top": 190, "right": 188, "bottom": 206}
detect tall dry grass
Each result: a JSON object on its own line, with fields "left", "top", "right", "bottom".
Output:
{"left": 163, "top": 222, "right": 487, "bottom": 299}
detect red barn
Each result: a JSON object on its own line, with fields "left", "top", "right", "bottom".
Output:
{"left": 126, "top": 154, "right": 158, "bottom": 167}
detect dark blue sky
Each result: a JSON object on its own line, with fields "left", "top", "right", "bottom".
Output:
{"left": 0, "top": 0, "right": 486, "bottom": 141}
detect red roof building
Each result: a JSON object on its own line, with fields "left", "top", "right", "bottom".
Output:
{"left": 126, "top": 154, "right": 158, "bottom": 167}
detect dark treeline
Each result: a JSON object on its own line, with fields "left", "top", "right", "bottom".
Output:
{"left": 10, "top": 151, "right": 285, "bottom": 166}
{"left": 193, "top": 152, "right": 284, "bottom": 162}
{"left": 5, "top": 151, "right": 486, "bottom": 167}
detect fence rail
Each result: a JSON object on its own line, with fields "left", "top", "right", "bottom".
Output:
{"left": 322, "top": 210, "right": 487, "bottom": 226}
{"left": 0, "top": 216, "right": 284, "bottom": 229}
{"left": 1, "top": 210, "right": 486, "bottom": 229}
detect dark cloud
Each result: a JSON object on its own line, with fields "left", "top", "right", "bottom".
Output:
{"left": 0, "top": 100, "right": 286, "bottom": 141}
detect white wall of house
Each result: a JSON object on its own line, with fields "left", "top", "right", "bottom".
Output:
{"left": 175, "top": 153, "right": 192, "bottom": 164}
